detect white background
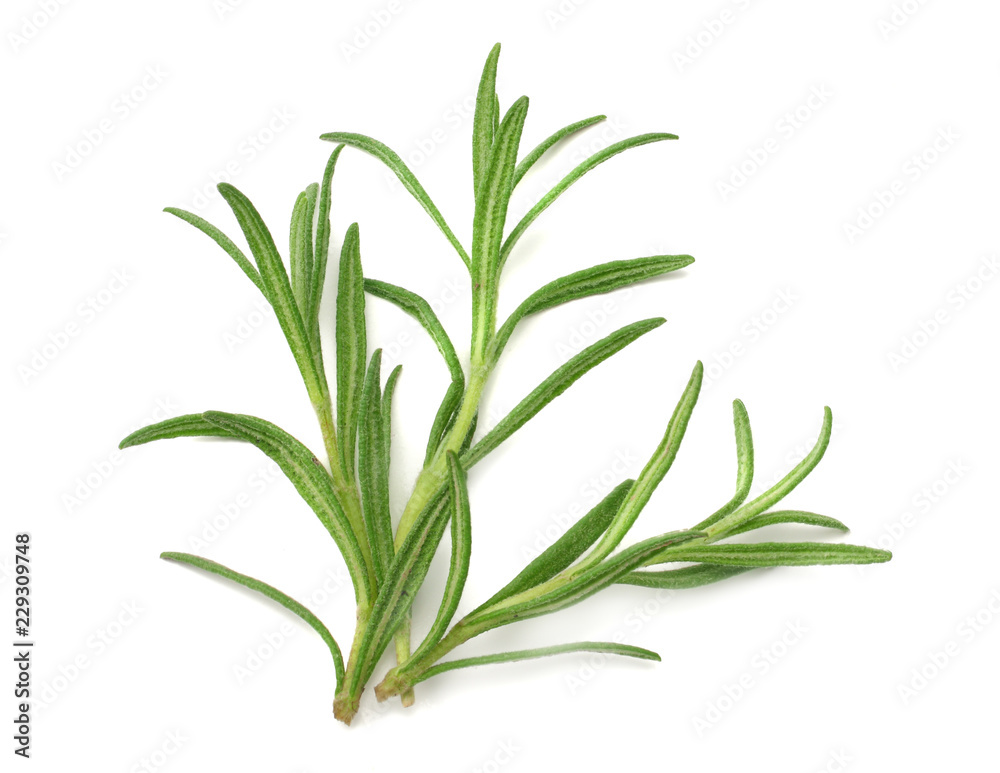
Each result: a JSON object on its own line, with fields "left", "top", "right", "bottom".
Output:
{"left": 3, "top": 0, "right": 998, "bottom": 770}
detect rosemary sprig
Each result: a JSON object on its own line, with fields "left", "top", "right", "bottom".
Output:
{"left": 121, "top": 43, "right": 891, "bottom": 726}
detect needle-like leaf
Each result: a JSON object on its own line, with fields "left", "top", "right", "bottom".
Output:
{"left": 358, "top": 350, "right": 394, "bottom": 584}
{"left": 199, "top": 411, "right": 373, "bottom": 604}
{"left": 619, "top": 563, "right": 752, "bottom": 590}
{"left": 289, "top": 185, "right": 317, "bottom": 312}
{"left": 336, "top": 223, "right": 367, "bottom": 480}
{"left": 706, "top": 407, "right": 834, "bottom": 538}
{"left": 579, "top": 361, "right": 703, "bottom": 569}
{"left": 500, "top": 133, "right": 678, "bottom": 270}
{"left": 424, "top": 380, "right": 465, "bottom": 466}
{"left": 413, "top": 641, "right": 659, "bottom": 686}
{"left": 163, "top": 207, "right": 265, "bottom": 295}
{"left": 717, "top": 510, "right": 849, "bottom": 539}
{"left": 308, "top": 144, "right": 345, "bottom": 341}
{"left": 474, "top": 480, "right": 634, "bottom": 613}
{"left": 491, "top": 254, "right": 694, "bottom": 362}
{"left": 319, "top": 131, "right": 471, "bottom": 270}
{"left": 410, "top": 452, "right": 472, "bottom": 663}
{"left": 382, "top": 364, "right": 402, "bottom": 462}
{"left": 694, "top": 399, "right": 754, "bottom": 531}
{"left": 119, "top": 414, "right": 235, "bottom": 448}
{"left": 217, "top": 183, "right": 326, "bottom": 403}
{"left": 651, "top": 541, "right": 892, "bottom": 567}
{"left": 471, "top": 96, "right": 530, "bottom": 357}
{"left": 463, "top": 318, "right": 666, "bottom": 468}
{"left": 161, "top": 552, "right": 345, "bottom": 689}
{"left": 512, "top": 115, "right": 607, "bottom": 188}
{"left": 363, "top": 279, "right": 463, "bottom": 384}
{"left": 472, "top": 43, "right": 502, "bottom": 197}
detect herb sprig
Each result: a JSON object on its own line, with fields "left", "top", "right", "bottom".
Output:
{"left": 122, "top": 44, "right": 890, "bottom": 725}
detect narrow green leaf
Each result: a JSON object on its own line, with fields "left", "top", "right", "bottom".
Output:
{"left": 318, "top": 131, "right": 471, "bottom": 270}
{"left": 308, "top": 144, "right": 345, "bottom": 340}
{"left": 651, "top": 541, "right": 892, "bottom": 567}
{"left": 199, "top": 411, "right": 373, "bottom": 605}
{"left": 336, "top": 223, "right": 367, "bottom": 480}
{"left": 620, "top": 563, "right": 752, "bottom": 590}
{"left": 463, "top": 318, "right": 666, "bottom": 469}
{"left": 580, "top": 361, "right": 703, "bottom": 568}
{"left": 706, "top": 407, "right": 833, "bottom": 538}
{"left": 424, "top": 380, "right": 465, "bottom": 466}
{"left": 363, "top": 278, "right": 463, "bottom": 384}
{"left": 382, "top": 364, "right": 402, "bottom": 462}
{"left": 410, "top": 452, "right": 472, "bottom": 663}
{"left": 474, "top": 480, "right": 634, "bottom": 613}
{"left": 694, "top": 399, "right": 755, "bottom": 531}
{"left": 217, "top": 183, "right": 325, "bottom": 402}
{"left": 413, "top": 641, "right": 659, "bottom": 686}
{"left": 358, "top": 350, "right": 393, "bottom": 584}
{"left": 512, "top": 114, "right": 606, "bottom": 188}
{"left": 472, "top": 43, "right": 502, "bottom": 196}
{"left": 467, "top": 530, "right": 705, "bottom": 634}
{"left": 471, "top": 95, "right": 530, "bottom": 357}
{"left": 491, "top": 92, "right": 500, "bottom": 137}
{"left": 718, "top": 510, "right": 849, "bottom": 539}
{"left": 500, "top": 133, "right": 678, "bottom": 271}
{"left": 491, "top": 254, "right": 694, "bottom": 362}
{"left": 119, "top": 414, "right": 234, "bottom": 449}
{"left": 164, "top": 207, "right": 265, "bottom": 295}
{"left": 161, "top": 552, "right": 345, "bottom": 688}
{"left": 289, "top": 186, "right": 317, "bottom": 312}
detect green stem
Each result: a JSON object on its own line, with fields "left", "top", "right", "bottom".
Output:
{"left": 333, "top": 601, "right": 371, "bottom": 724}
{"left": 314, "top": 399, "right": 377, "bottom": 595}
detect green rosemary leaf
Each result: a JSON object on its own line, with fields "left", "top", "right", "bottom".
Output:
{"left": 468, "top": 530, "right": 705, "bottom": 633}
{"left": 119, "top": 414, "right": 234, "bottom": 449}
{"left": 319, "top": 131, "right": 471, "bottom": 270}
{"left": 512, "top": 114, "right": 606, "bottom": 188}
{"left": 424, "top": 380, "right": 465, "bottom": 466}
{"left": 693, "top": 399, "right": 755, "bottom": 532}
{"left": 163, "top": 207, "right": 265, "bottom": 295}
{"left": 500, "top": 133, "right": 678, "bottom": 271}
{"left": 410, "top": 453, "right": 472, "bottom": 663}
{"left": 458, "top": 411, "right": 478, "bottom": 456}
{"left": 308, "top": 144, "right": 345, "bottom": 340}
{"left": 619, "top": 563, "right": 752, "bottom": 590}
{"left": 363, "top": 278, "right": 463, "bottom": 384}
{"left": 706, "top": 407, "right": 834, "bottom": 538}
{"left": 289, "top": 186, "right": 317, "bottom": 312}
{"left": 199, "top": 411, "right": 373, "bottom": 605}
{"left": 472, "top": 43, "right": 502, "bottom": 196}
{"left": 463, "top": 317, "right": 666, "bottom": 468}
{"left": 382, "top": 364, "right": 402, "bottom": 462}
{"left": 358, "top": 350, "right": 393, "bottom": 584}
{"left": 653, "top": 541, "right": 892, "bottom": 567}
{"left": 160, "top": 552, "right": 345, "bottom": 689}
{"left": 492, "top": 92, "right": 500, "bottom": 138}
{"left": 471, "top": 95, "right": 530, "bottom": 358}
{"left": 491, "top": 254, "right": 694, "bottom": 362}
{"left": 413, "top": 641, "right": 659, "bottom": 686}
{"left": 217, "top": 183, "right": 325, "bottom": 403}
{"left": 474, "top": 479, "right": 634, "bottom": 613}
{"left": 578, "top": 361, "right": 703, "bottom": 569}
{"left": 718, "top": 510, "right": 849, "bottom": 539}
{"left": 336, "top": 223, "right": 367, "bottom": 480}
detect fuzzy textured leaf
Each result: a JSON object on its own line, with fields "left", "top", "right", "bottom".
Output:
{"left": 161, "top": 552, "right": 345, "bottom": 688}
{"left": 319, "top": 131, "right": 471, "bottom": 269}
